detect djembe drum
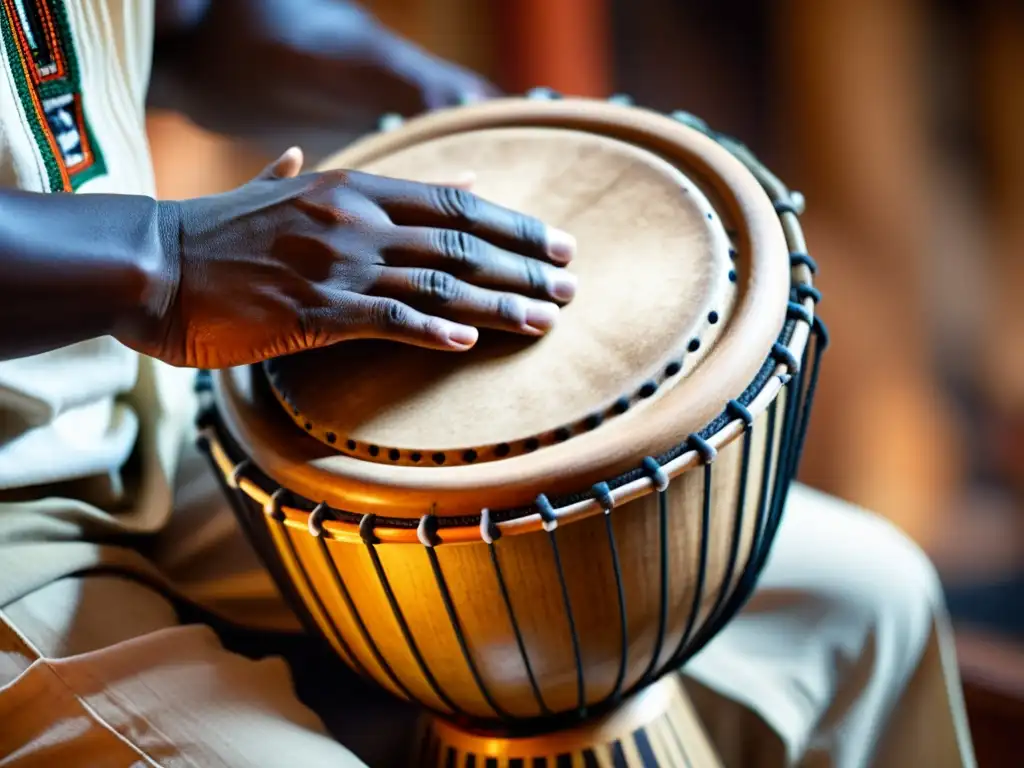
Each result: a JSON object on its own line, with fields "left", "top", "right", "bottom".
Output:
{"left": 197, "top": 93, "right": 826, "bottom": 767}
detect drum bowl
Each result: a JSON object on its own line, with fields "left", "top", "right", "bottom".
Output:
{"left": 197, "top": 95, "right": 827, "bottom": 765}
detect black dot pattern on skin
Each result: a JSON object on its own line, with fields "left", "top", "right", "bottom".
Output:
{"left": 304, "top": 422, "right": 313, "bottom": 431}
{"left": 432, "top": 452, "right": 446, "bottom": 465}
{"left": 708, "top": 311, "right": 719, "bottom": 324}
{"left": 613, "top": 397, "right": 630, "bottom": 414}
{"left": 729, "top": 248, "right": 737, "bottom": 260}
{"left": 555, "top": 427, "right": 571, "bottom": 442}
{"left": 346, "top": 439, "right": 356, "bottom": 450}
{"left": 326, "top": 432, "right": 336, "bottom": 444}
{"left": 729, "top": 270, "right": 738, "bottom": 282}
{"left": 584, "top": 413, "right": 603, "bottom": 430}
{"left": 389, "top": 449, "right": 400, "bottom": 461}
{"left": 639, "top": 381, "right": 657, "bottom": 398}
{"left": 665, "top": 360, "right": 682, "bottom": 377}
{"left": 463, "top": 449, "right": 478, "bottom": 463}
{"left": 524, "top": 438, "right": 540, "bottom": 452}
{"left": 495, "top": 443, "right": 511, "bottom": 457}
{"left": 368, "top": 445, "right": 379, "bottom": 457}
{"left": 410, "top": 452, "right": 422, "bottom": 463}
{"left": 688, "top": 338, "right": 700, "bottom": 353}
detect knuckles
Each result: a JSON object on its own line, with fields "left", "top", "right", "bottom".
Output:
{"left": 372, "top": 298, "right": 411, "bottom": 331}
{"left": 433, "top": 229, "right": 480, "bottom": 271}
{"left": 523, "top": 258, "right": 547, "bottom": 294}
{"left": 513, "top": 214, "right": 547, "bottom": 254}
{"left": 495, "top": 294, "right": 526, "bottom": 325}
{"left": 432, "top": 185, "right": 480, "bottom": 228}
{"left": 413, "top": 269, "right": 462, "bottom": 303}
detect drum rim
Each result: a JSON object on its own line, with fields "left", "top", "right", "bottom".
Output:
{"left": 266, "top": 125, "right": 738, "bottom": 465}
{"left": 206, "top": 99, "right": 817, "bottom": 533}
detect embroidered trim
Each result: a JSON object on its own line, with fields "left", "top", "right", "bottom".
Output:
{"left": 0, "top": 0, "right": 106, "bottom": 190}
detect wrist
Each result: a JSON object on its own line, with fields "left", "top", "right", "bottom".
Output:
{"left": 122, "top": 199, "right": 182, "bottom": 350}
{"left": 151, "top": 200, "right": 182, "bottom": 319}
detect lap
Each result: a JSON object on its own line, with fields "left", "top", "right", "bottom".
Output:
{"left": 687, "top": 484, "right": 966, "bottom": 766}
{"left": 0, "top": 602, "right": 361, "bottom": 767}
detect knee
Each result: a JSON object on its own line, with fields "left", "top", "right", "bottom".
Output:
{"left": 857, "top": 517, "right": 943, "bottom": 656}
{"left": 817, "top": 491, "right": 944, "bottom": 661}
{"left": 783, "top": 486, "right": 945, "bottom": 651}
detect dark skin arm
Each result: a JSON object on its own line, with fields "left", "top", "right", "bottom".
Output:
{"left": 148, "top": 0, "right": 497, "bottom": 153}
{"left": 0, "top": 149, "right": 576, "bottom": 366}
{"left": 1, "top": 2, "right": 578, "bottom": 367}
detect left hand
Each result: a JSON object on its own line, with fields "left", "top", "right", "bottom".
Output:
{"left": 152, "top": 0, "right": 498, "bottom": 142}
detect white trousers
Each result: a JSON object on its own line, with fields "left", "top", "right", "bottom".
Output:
{"left": 0, "top": 442, "right": 976, "bottom": 767}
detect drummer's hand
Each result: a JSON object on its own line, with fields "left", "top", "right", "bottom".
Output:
{"left": 130, "top": 148, "right": 577, "bottom": 369}
{"left": 151, "top": 0, "right": 498, "bottom": 141}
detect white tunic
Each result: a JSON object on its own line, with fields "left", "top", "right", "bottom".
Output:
{"left": 0, "top": 0, "right": 194, "bottom": 515}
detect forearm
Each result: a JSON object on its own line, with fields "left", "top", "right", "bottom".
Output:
{"left": 147, "top": 0, "right": 394, "bottom": 135}
{"left": 0, "top": 190, "right": 174, "bottom": 361}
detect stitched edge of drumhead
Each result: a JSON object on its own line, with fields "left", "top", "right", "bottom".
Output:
{"left": 261, "top": 300, "right": 732, "bottom": 467}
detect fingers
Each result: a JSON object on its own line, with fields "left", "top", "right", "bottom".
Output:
{"left": 385, "top": 227, "right": 578, "bottom": 304}
{"left": 373, "top": 267, "right": 560, "bottom": 336}
{"left": 322, "top": 294, "right": 479, "bottom": 352}
{"left": 258, "top": 147, "right": 305, "bottom": 180}
{"left": 348, "top": 172, "right": 576, "bottom": 265}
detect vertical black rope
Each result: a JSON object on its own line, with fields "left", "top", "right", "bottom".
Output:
{"left": 665, "top": 436, "right": 716, "bottom": 668}
{"left": 592, "top": 483, "right": 629, "bottom": 704}
{"left": 702, "top": 401, "right": 754, "bottom": 632}
{"left": 195, "top": 432, "right": 324, "bottom": 647}
{"left": 676, "top": 397, "right": 779, "bottom": 664}
{"left": 487, "top": 542, "right": 551, "bottom": 716}
{"left": 638, "top": 456, "right": 671, "bottom": 686}
{"left": 752, "top": 397, "right": 780, "bottom": 563}
{"left": 419, "top": 514, "right": 511, "bottom": 720}
{"left": 756, "top": 362, "right": 805, "bottom": 581}
{"left": 266, "top": 493, "right": 368, "bottom": 678}
{"left": 779, "top": 356, "right": 810, "bottom": 506}
{"left": 790, "top": 318, "right": 829, "bottom": 488}
{"left": 537, "top": 494, "right": 587, "bottom": 717}
{"left": 360, "top": 515, "right": 464, "bottom": 717}
{"left": 310, "top": 510, "right": 417, "bottom": 704}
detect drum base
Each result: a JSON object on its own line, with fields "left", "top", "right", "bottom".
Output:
{"left": 414, "top": 674, "right": 722, "bottom": 767}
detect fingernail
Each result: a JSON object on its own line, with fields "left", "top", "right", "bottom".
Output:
{"left": 546, "top": 227, "right": 577, "bottom": 264}
{"left": 523, "top": 301, "right": 560, "bottom": 335}
{"left": 447, "top": 325, "right": 478, "bottom": 349}
{"left": 549, "top": 269, "right": 578, "bottom": 302}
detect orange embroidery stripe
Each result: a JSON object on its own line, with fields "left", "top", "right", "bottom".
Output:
{"left": 0, "top": 0, "right": 71, "bottom": 190}
{"left": 34, "top": 0, "right": 68, "bottom": 82}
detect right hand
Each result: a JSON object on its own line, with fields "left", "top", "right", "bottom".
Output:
{"left": 131, "top": 148, "right": 577, "bottom": 369}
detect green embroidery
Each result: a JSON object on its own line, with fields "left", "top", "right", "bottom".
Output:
{"left": 0, "top": 1, "right": 64, "bottom": 191}
{"left": 44, "top": 0, "right": 106, "bottom": 189}
{"left": 0, "top": 0, "right": 107, "bottom": 191}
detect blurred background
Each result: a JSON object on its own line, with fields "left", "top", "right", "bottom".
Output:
{"left": 147, "top": 0, "right": 1024, "bottom": 760}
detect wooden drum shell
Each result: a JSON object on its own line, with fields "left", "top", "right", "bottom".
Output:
{"left": 200, "top": 350, "right": 808, "bottom": 726}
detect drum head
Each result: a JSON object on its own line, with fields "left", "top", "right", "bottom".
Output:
{"left": 214, "top": 98, "right": 790, "bottom": 516}
{"left": 266, "top": 126, "right": 736, "bottom": 465}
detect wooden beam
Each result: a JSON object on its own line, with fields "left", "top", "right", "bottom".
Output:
{"left": 494, "top": 0, "right": 612, "bottom": 97}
